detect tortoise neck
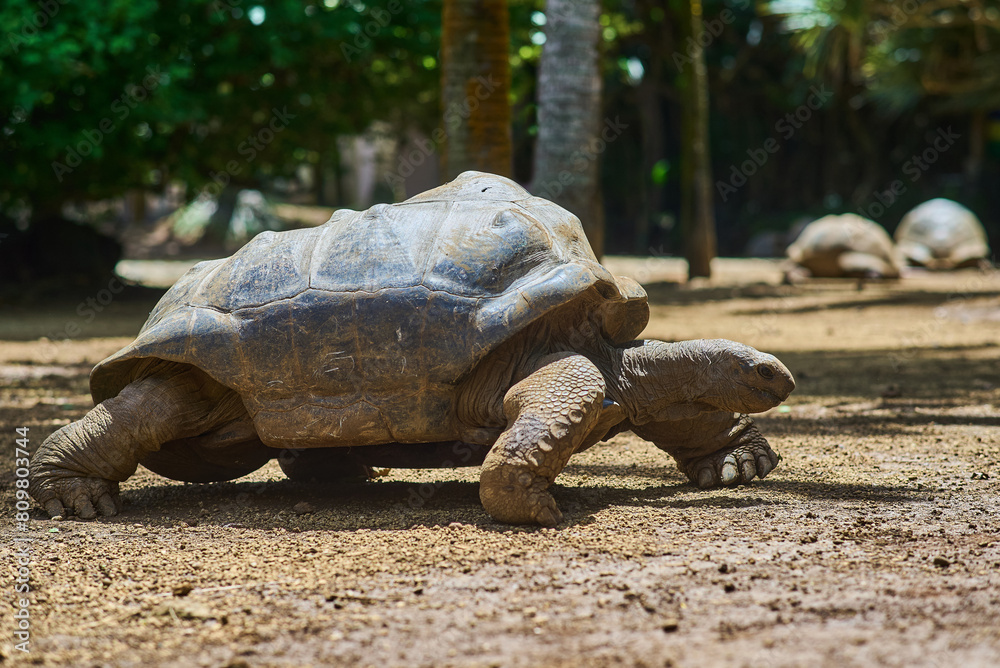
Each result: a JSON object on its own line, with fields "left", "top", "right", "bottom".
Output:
{"left": 608, "top": 340, "right": 723, "bottom": 425}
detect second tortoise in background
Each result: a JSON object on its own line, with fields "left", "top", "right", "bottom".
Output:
{"left": 895, "top": 198, "right": 992, "bottom": 270}
{"left": 784, "top": 213, "right": 903, "bottom": 281}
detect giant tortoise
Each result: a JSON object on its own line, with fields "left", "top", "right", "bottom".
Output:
{"left": 31, "top": 172, "right": 795, "bottom": 526}
{"left": 785, "top": 213, "right": 903, "bottom": 280}
{"left": 895, "top": 198, "right": 991, "bottom": 269}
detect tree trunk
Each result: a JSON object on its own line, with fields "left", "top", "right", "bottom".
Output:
{"left": 679, "top": 0, "right": 717, "bottom": 279}
{"left": 964, "top": 107, "right": 985, "bottom": 196}
{"left": 529, "top": 0, "right": 605, "bottom": 258}
{"left": 205, "top": 185, "right": 239, "bottom": 246}
{"left": 636, "top": 60, "right": 664, "bottom": 255}
{"left": 440, "top": 0, "right": 513, "bottom": 180}
{"left": 635, "top": 0, "right": 674, "bottom": 255}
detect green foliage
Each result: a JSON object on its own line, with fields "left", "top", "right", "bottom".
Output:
{"left": 0, "top": 0, "right": 440, "bottom": 212}
{"left": 762, "top": 0, "right": 871, "bottom": 81}
{"left": 862, "top": 1, "right": 1000, "bottom": 113}
{"left": 651, "top": 159, "right": 671, "bottom": 185}
{"left": 762, "top": 0, "right": 1000, "bottom": 113}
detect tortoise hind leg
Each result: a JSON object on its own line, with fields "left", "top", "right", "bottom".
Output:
{"left": 277, "top": 448, "right": 371, "bottom": 483}
{"left": 30, "top": 363, "right": 248, "bottom": 519}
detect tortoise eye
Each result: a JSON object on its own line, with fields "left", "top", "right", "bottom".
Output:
{"left": 757, "top": 364, "right": 775, "bottom": 380}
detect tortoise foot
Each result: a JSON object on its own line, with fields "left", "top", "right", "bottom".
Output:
{"left": 30, "top": 468, "right": 121, "bottom": 519}
{"left": 480, "top": 465, "right": 563, "bottom": 527}
{"left": 681, "top": 440, "right": 780, "bottom": 489}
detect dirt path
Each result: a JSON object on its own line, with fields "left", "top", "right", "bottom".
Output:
{"left": 2, "top": 259, "right": 998, "bottom": 667}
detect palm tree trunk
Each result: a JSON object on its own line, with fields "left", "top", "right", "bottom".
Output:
{"left": 529, "top": 0, "right": 605, "bottom": 258}
{"left": 440, "top": 0, "right": 513, "bottom": 179}
{"left": 679, "top": 0, "right": 717, "bottom": 279}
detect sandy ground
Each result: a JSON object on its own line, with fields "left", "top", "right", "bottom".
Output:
{"left": 1, "top": 257, "right": 999, "bottom": 667}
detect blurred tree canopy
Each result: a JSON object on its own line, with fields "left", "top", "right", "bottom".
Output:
{"left": 603, "top": 0, "right": 1000, "bottom": 254}
{"left": 1, "top": 0, "right": 440, "bottom": 212}
{"left": 1, "top": 0, "right": 998, "bottom": 265}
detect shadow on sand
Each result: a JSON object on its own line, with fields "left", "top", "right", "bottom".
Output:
{"left": 61, "top": 465, "right": 929, "bottom": 534}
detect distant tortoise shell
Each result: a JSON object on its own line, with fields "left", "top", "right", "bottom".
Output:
{"left": 90, "top": 172, "right": 647, "bottom": 448}
{"left": 895, "top": 198, "right": 990, "bottom": 269}
{"left": 786, "top": 214, "right": 901, "bottom": 278}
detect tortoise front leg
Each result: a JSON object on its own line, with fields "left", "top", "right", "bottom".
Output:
{"left": 632, "top": 411, "right": 780, "bottom": 488}
{"left": 479, "top": 353, "right": 605, "bottom": 527}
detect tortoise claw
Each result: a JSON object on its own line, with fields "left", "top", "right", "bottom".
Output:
{"left": 683, "top": 439, "right": 780, "bottom": 489}
{"left": 44, "top": 499, "right": 65, "bottom": 520}
{"left": 32, "top": 471, "right": 121, "bottom": 520}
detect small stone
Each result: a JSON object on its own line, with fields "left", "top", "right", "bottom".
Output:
{"left": 932, "top": 556, "right": 950, "bottom": 568}
{"left": 724, "top": 583, "right": 737, "bottom": 593}
{"left": 662, "top": 619, "right": 680, "bottom": 632}
{"left": 293, "top": 501, "right": 315, "bottom": 515}
{"left": 173, "top": 582, "right": 194, "bottom": 597}
{"left": 155, "top": 601, "right": 215, "bottom": 620}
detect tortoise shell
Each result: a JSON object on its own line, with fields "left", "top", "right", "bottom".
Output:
{"left": 91, "top": 172, "right": 647, "bottom": 448}
{"left": 786, "top": 214, "right": 901, "bottom": 278}
{"left": 895, "top": 198, "right": 990, "bottom": 269}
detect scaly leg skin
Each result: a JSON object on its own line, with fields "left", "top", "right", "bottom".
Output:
{"left": 30, "top": 365, "right": 241, "bottom": 519}
{"left": 479, "top": 353, "right": 605, "bottom": 527}
{"left": 632, "top": 412, "right": 780, "bottom": 489}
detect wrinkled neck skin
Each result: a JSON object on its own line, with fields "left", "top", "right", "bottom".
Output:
{"left": 460, "top": 292, "right": 737, "bottom": 424}
{"left": 600, "top": 340, "right": 729, "bottom": 426}
{"left": 459, "top": 301, "right": 743, "bottom": 435}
